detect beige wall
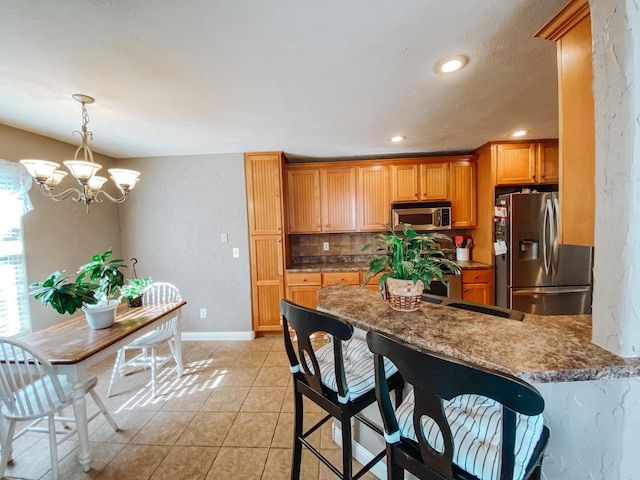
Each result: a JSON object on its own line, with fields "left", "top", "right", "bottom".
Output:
{"left": 0, "top": 124, "right": 123, "bottom": 331}
{"left": 116, "top": 153, "right": 252, "bottom": 334}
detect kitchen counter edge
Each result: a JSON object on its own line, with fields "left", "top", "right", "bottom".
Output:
{"left": 317, "top": 285, "right": 640, "bottom": 384}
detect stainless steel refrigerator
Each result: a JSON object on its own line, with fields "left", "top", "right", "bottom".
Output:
{"left": 495, "top": 192, "right": 593, "bottom": 315}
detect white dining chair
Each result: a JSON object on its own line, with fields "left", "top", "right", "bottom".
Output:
{"left": 0, "top": 337, "right": 119, "bottom": 480}
{"left": 107, "top": 282, "right": 183, "bottom": 397}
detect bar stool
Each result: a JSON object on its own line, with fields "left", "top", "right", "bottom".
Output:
{"left": 280, "top": 300, "right": 404, "bottom": 480}
{"left": 367, "top": 330, "right": 549, "bottom": 480}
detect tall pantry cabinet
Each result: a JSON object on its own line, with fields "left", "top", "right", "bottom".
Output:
{"left": 536, "top": 0, "right": 595, "bottom": 246}
{"left": 245, "top": 152, "right": 286, "bottom": 333}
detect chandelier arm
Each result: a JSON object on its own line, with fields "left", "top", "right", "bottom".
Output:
{"left": 94, "top": 189, "right": 128, "bottom": 204}
{"left": 39, "top": 184, "right": 82, "bottom": 202}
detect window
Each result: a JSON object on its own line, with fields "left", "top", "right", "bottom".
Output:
{"left": 0, "top": 160, "right": 33, "bottom": 337}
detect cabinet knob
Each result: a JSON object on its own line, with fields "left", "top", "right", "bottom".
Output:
{"left": 532, "top": 174, "right": 536, "bottom": 179}
{"left": 541, "top": 174, "right": 546, "bottom": 179}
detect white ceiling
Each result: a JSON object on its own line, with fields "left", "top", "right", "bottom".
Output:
{"left": 0, "top": 0, "right": 566, "bottom": 160}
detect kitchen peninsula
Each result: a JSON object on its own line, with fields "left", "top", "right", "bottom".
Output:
{"left": 317, "top": 285, "right": 640, "bottom": 478}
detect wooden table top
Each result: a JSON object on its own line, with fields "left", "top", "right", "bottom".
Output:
{"left": 19, "top": 301, "right": 186, "bottom": 364}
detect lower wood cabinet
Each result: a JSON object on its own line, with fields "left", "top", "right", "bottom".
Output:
{"left": 249, "top": 235, "right": 285, "bottom": 332}
{"left": 285, "top": 271, "right": 360, "bottom": 309}
{"left": 461, "top": 269, "right": 494, "bottom": 305}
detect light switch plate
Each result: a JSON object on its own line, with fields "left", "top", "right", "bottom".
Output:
{"left": 232, "top": 247, "right": 240, "bottom": 258}
{"left": 323, "top": 242, "right": 330, "bottom": 251}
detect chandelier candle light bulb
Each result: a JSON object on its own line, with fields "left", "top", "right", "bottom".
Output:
{"left": 19, "top": 94, "right": 140, "bottom": 211}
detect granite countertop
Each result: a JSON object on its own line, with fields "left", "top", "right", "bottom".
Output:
{"left": 287, "top": 260, "right": 491, "bottom": 273}
{"left": 317, "top": 285, "right": 640, "bottom": 384}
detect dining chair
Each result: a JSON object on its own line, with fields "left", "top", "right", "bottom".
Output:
{"left": 280, "top": 299, "right": 404, "bottom": 480}
{"left": 0, "top": 337, "right": 119, "bottom": 480}
{"left": 367, "top": 330, "right": 549, "bottom": 480}
{"left": 107, "top": 282, "right": 183, "bottom": 397}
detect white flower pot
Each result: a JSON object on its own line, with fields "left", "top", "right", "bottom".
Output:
{"left": 82, "top": 300, "right": 119, "bottom": 329}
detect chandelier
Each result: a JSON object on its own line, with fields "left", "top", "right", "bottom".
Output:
{"left": 20, "top": 94, "right": 140, "bottom": 210}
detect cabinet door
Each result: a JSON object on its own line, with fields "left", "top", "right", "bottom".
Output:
{"left": 391, "top": 164, "right": 419, "bottom": 201}
{"left": 286, "top": 169, "right": 321, "bottom": 233}
{"left": 462, "top": 283, "right": 492, "bottom": 305}
{"left": 537, "top": 142, "right": 559, "bottom": 184}
{"left": 358, "top": 165, "right": 390, "bottom": 231}
{"left": 249, "top": 235, "right": 284, "bottom": 332}
{"left": 287, "top": 285, "right": 321, "bottom": 310}
{"left": 245, "top": 153, "right": 284, "bottom": 235}
{"left": 321, "top": 167, "right": 357, "bottom": 232}
{"left": 450, "top": 161, "right": 477, "bottom": 228}
{"left": 420, "top": 163, "right": 449, "bottom": 200}
{"left": 495, "top": 143, "right": 536, "bottom": 185}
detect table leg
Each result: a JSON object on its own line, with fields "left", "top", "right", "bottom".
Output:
{"left": 175, "top": 311, "right": 184, "bottom": 376}
{"left": 70, "top": 381, "right": 92, "bottom": 472}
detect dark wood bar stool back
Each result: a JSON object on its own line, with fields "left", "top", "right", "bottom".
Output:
{"left": 367, "top": 331, "right": 549, "bottom": 480}
{"left": 280, "top": 300, "right": 404, "bottom": 480}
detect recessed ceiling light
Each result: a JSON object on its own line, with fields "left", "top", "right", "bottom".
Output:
{"left": 434, "top": 55, "right": 469, "bottom": 74}
{"left": 391, "top": 136, "right": 404, "bottom": 142}
{"left": 512, "top": 130, "right": 527, "bottom": 137}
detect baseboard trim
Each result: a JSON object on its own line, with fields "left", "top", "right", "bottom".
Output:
{"left": 332, "top": 423, "right": 386, "bottom": 480}
{"left": 181, "top": 331, "right": 256, "bottom": 341}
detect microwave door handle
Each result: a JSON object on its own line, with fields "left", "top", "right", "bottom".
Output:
{"left": 436, "top": 209, "right": 441, "bottom": 227}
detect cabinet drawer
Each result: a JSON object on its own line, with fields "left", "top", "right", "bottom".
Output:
{"left": 462, "top": 269, "right": 491, "bottom": 284}
{"left": 286, "top": 272, "right": 322, "bottom": 286}
{"left": 322, "top": 272, "right": 361, "bottom": 285}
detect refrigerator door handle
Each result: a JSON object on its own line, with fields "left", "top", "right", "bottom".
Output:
{"left": 552, "top": 195, "right": 560, "bottom": 273}
{"left": 512, "top": 286, "right": 591, "bottom": 296}
{"left": 543, "top": 199, "right": 553, "bottom": 276}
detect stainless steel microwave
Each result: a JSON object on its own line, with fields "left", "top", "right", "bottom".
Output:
{"left": 391, "top": 202, "right": 452, "bottom": 231}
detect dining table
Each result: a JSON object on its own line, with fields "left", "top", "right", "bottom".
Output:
{"left": 14, "top": 300, "right": 187, "bottom": 472}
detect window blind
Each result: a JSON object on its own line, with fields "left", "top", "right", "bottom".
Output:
{"left": 0, "top": 224, "right": 31, "bottom": 336}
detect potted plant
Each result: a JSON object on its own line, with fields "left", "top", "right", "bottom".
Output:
{"left": 30, "top": 249, "right": 127, "bottom": 329}
{"left": 120, "top": 276, "right": 153, "bottom": 307}
{"left": 361, "top": 224, "right": 460, "bottom": 311}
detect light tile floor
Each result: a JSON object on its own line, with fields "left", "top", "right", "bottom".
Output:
{"left": 3, "top": 336, "right": 378, "bottom": 480}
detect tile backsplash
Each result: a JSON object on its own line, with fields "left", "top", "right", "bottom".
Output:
{"left": 289, "top": 230, "right": 469, "bottom": 263}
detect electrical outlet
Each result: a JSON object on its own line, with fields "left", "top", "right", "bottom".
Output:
{"left": 220, "top": 232, "right": 228, "bottom": 243}
{"left": 200, "top": 308, "right": 207, "bottom": 319}
{"left": 233, "top": 247, "right": 240, "bottom": 258}
{"left": 323, "top": 242, "right": 330, "bottom": 251}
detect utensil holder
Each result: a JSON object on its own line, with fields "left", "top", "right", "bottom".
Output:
{"left": 456, "top": 248, "right": 470, "bottom": 262}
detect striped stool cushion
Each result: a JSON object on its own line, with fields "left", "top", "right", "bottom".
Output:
{"left": 311, "top": 338, "right": 397, "bottom": 402}
{"left": 395, "top": 391, "right": 544, "bottom": 480}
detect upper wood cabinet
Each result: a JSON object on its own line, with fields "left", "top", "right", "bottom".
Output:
{"left": 245, "top": 152, "right": 285, "bottom": 235}
{"left": 450, "top": 160, "right": 477, "bottom": 228}
{"left": 286, "top": 169, "right": 321, "bottom": 233}
{"left": 537, "top": 0, "right": 595, "bottom": 246}
{"left": 390, "top": 164, "right": 420, "bottom": 201}
{"left": 357, "top": 165, "right": 390, "bottom": 231}
{"left": 285, "top": 155, "right": 476, "bottom": 234}
{"left": 391, "top": 162, "right": 450, "bottom": 201}
{"left": 286, "top": 165, "right": 357, "bottom": 233}
{"left": 494, "top": 141, "right": 558, "bottom": 185}
{"left": 420, "top": 163, "right": 449, "bottom": 200}
{"left": 321, "top": 166, "right": 357, "bottom": 232}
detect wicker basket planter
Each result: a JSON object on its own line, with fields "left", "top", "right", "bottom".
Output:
{"left": 386, "top": 278, "right": 424, "bottom": 312}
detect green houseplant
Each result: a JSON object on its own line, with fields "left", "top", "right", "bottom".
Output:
{"left": 361, "top": 224, "right": 460, "bottom": 311}
{"left": 30, "top": 249, "right": 127, "bottom": 328}
{"left": 120, "top": 276, "right": 153, "bottom": 307}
